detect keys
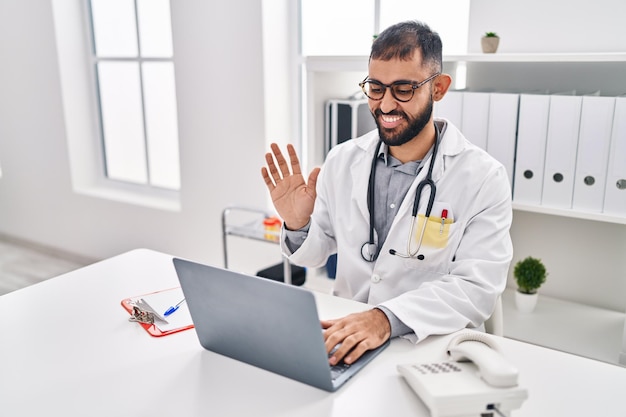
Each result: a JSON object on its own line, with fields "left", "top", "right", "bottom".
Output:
{"left": 328, "top": 343, "right": 351, "bottom": 380}
{"left": 330, "top": 362, "right": 351, "bottom": 380}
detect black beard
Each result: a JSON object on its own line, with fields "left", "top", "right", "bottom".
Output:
{"left": 374, "top": 97, "right": 433, "bottom": 147}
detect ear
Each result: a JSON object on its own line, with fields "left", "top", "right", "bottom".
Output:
{"left": 432, "top": 73, "right": 453, "bottom": 102}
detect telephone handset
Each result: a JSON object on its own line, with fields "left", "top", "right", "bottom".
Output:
{"left": 446, "top": 332, "right": 519, "bottom": 388}
{"left": 397, "top": 331, "right": 528, "bottom": 417}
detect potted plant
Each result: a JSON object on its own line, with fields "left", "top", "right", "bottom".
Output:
{"left": 481, "top": 32, "right": 500, "bottom": 53}
{"left": 513, "top": 256, "right": 547, "bottom": 313}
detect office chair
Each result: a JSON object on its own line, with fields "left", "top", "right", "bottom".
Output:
{"left": 484, "top": 295, "right": 503, "bottom": 336}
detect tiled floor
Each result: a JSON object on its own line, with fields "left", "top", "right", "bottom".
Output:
{"left": 0, "top": 239, "right": 90, "bottom": 296}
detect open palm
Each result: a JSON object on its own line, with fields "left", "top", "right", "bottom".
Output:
{"left": 261, "top": 143, "right": 320, "bottom": 230}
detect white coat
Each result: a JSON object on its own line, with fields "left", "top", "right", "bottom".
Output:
{"left": 282, "top": 120, "right": 513, "bottom": 343}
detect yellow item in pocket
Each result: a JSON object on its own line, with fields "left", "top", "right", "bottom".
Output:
{"left": 412, "top": 213, "right": 452, "bottom": 249}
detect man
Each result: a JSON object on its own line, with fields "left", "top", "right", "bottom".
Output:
{"left": 261, "top": 21, "right": 512, "bottom": 367}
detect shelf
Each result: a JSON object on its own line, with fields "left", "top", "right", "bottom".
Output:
{"left": 221, "top": 206, "right": 295, "bottom": 285}
{"left": 304, "top": 56, "right": 368, "bottom": 72}
{"left": 304, "top": 52, "right": 626, "bottom": 72}
{"left": 221, "top": 206, "right": 281, "bottom": 244}
{"left": 513, "top": 203, "right": 626, "bottom": 225}
{"left": 446, "top": 52, "right": 626, "bottom": 63}
{"left": 224, "top": 222, "right": 280, "bottom": 244}
{"left": 502, "top": 288, "right": 625, "bottom": 366}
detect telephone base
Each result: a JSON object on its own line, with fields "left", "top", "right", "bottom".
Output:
{"left": 398, "top": 362, "right": 528, "bottom": 417}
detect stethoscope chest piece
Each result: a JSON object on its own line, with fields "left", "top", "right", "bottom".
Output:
{"left": 361, "top": 242, "right": 377, "bottom": 262}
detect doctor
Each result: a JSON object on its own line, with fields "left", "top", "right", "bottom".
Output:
{"left": 262, "top": 21, "right": 513, "bottom": 366}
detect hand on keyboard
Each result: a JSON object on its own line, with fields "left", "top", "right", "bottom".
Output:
{"left": 322, "top": 308, "right": 391, "bottom": 365}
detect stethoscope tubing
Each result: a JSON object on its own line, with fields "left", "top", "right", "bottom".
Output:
{"left": 361, "top": 123, "right": 441, "bottom": 262}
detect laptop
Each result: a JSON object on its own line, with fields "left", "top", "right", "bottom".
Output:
{"left": 173, "top": 258, "right": 389, "bottom": 392}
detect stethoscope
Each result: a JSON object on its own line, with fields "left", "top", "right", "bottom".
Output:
{"left": 360, "top": 124, "right": 440, "bottom": 262}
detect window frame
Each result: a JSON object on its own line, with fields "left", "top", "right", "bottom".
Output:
{"left": 51, "top": 0, "right": 181, "bottom": 211}
{"left": 86, "top": 0, "right": 181, "bottom": 192}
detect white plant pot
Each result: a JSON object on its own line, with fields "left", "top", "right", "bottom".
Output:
{"left": 515, "top": 291, "right": 538, "bottom": 313}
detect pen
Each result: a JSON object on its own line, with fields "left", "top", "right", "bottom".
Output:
{"left": 439, "top": 209, "right": 448, "bottom": 234}
{"left": 164, "top": 298, "right": 186, "bottom": 316}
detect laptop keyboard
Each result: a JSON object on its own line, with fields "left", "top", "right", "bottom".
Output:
{"left": 330, "top": 361, "right": 351, "bottom": 380}
{"left": 328, "top": 344, "right": 351, "bottom": 381}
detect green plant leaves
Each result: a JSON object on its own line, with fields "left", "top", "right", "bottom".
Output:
{"left": 514, "top": 256, "right": 547, "bottom": 294}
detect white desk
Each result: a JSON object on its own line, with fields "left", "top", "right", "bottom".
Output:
{"left": 1, "top": 249, "right": 625, "bottom": 416}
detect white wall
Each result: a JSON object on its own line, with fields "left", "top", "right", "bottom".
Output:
{"left": 468, "top": 0, "right": 626, "bottom": 53}
{"left": 262, "top": 0, "right": 299, "bottom": 150}
{"left": 0, "top": 0, "right": 279, "bottom": 272}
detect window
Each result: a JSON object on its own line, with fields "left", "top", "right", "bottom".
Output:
{"left": 301, "top": 0, "right": 470, "bottom": 56}
{"left": 88, "top": 0, "right": 180, "bottom": 190}
{"left": 301, "top": 0, "right": 375, "bottom": 56}
{"left": 296, "top": 0, "right": 471, "bottom": 167}
{"left": 379, "top": 0, "right": 470, "bottom": 55}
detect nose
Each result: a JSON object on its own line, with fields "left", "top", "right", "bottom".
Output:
{"left": 379, "top": 88, "right": 398, "bottom": 114}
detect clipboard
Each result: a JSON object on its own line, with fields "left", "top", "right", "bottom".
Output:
{"left": 121, "top": 287, "right": 194, "bottom": 337}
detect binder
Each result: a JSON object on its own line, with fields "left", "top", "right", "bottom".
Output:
{"left": 325, "top": 98, "right": 375, "bottom": 154}
{"left": 541, "top": 94, "right": 583, "bottom": 209}
{"left": 121, "top": 287, "right": 194, "bottom": 337}
{"left": 486, "top": 93, "right": 519, "bottom": 189}
{"left": 603, "top": 96, "right": 626, "bottom": 215}
{"left": 461, "top": 92, "right": 490, "bottom": 150}
{"left": 434, "top": 90, "right": 464, "bottom": 129}
{"left": 572, "top": 96, "right": 615, "bottom": 212}
{"left": 513, "top": 94, "right": 551, "bottom": 205}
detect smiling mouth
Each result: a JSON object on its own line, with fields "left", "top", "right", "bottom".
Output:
{"left": 379, "top": 113, "right": 404, "bottom": 129}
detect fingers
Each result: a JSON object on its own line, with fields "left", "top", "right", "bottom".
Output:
{"left": 329, "top": 335, "right": 367, "bottom": 365}
{"left": 322, "top": 310, "right": 391, "bottom": 365}
{"left": 263, "top": 143, "right": 320, "bottom": 193}
{"left": 261, "top": 167, "right": 275, "bottom": 191}
{"left": 263, "top": 143, "right": 299, "bottom": 185}
{"left": 339, "top": 337, "right": 375, "bottom": 365}
{"left": 308, "top": 167, "right": 321, "bottom": 194}
{"left": 326, "top": 329, "right": 377, "bottom": 365}
{"left": 271, "top": 143, "right": 293, "bottom": 179}
{"left": 320, "top": 319, "right": 336, "bottom": 329}
{"left": 323, "top": 319, "right": 345, "bottom": 356}
{"left": 286, "top": 144, "right": 302, "bottom": 176}
{"left": 263, "top": 148, "right": 282, "bottom": 185}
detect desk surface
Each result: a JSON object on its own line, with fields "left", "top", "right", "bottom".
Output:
{"left": 1, "top": 249, "right": 625, "bottom": 416}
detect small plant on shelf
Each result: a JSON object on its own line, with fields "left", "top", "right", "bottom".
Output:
{"left": 513, "top": 256, "right": 547, "bottom": 313}
{"left": 514, "top": 256, "right": 547, "bottom": 294}
{"left": 481, "top": 32, "right": 500, "bottom": 53}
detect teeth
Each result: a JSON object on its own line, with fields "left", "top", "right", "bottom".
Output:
{"left": 382, "top": 115, "right": 402, "bottom": 123}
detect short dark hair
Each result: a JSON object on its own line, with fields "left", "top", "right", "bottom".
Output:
{"left": 370, "top": 21, "right": 443, "bottom": 72}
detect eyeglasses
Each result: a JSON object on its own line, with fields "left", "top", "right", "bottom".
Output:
{"left": 359, "top": 73, "right": 440, "bottom": 102}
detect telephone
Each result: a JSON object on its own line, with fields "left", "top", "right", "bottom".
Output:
{"left": 397, "top": 332, "right": 528, "bottom": 417}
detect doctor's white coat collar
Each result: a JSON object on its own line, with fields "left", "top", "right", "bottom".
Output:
{"left": 352, "top": 118, "right": 465, "bottom": 178}
{"left": 348, "top": 118, "right": 466, "bottom": 225}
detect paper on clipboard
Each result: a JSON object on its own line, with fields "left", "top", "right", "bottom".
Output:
{"left": 136, "top": 287, "right": 192, "bottom": 332}
{"left": 121, "top": 287, "right": 194, "bottom": 336}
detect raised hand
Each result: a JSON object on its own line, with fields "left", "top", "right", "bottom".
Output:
{"left": 261, "top": 143, "right": 321, "bottom": 230}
